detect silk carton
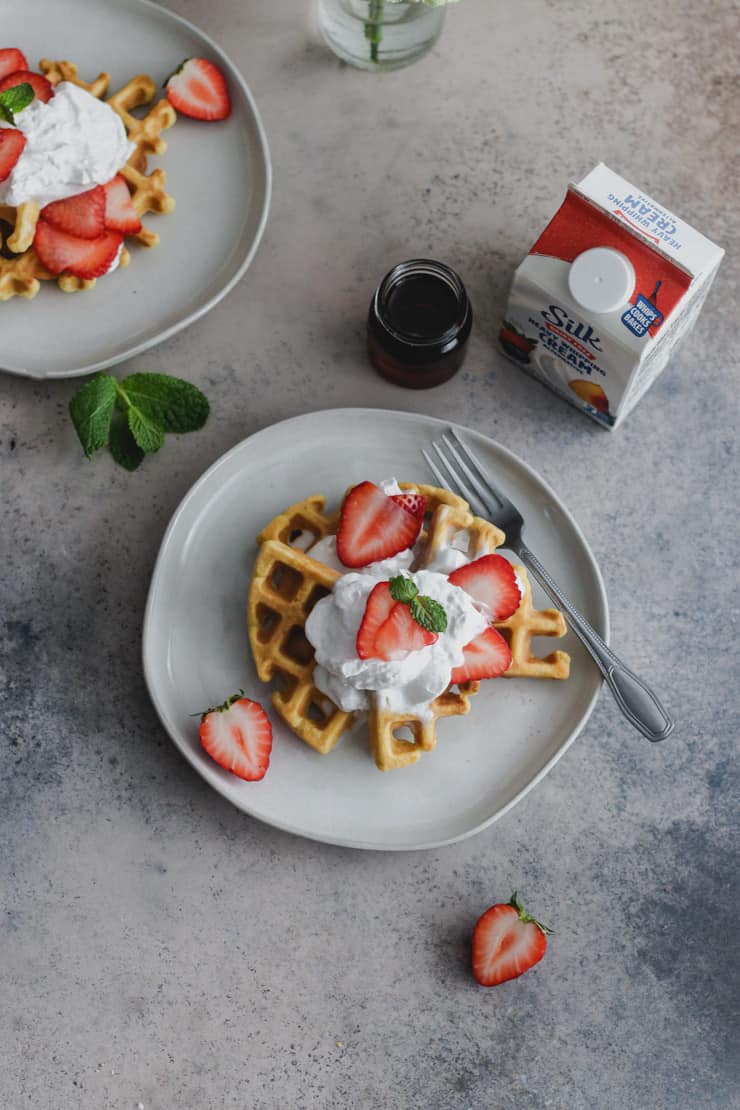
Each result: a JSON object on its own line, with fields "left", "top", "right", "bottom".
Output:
{"left": 499, "top": 163, "right": 724, "bottom": 427}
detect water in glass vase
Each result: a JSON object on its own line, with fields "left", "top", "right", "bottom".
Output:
{"left": 318, "top": 0, "right": 446, "bottom": 71}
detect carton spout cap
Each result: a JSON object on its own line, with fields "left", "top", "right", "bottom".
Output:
{"left": 568, "top": 247, "right": 635, "bottom": 314}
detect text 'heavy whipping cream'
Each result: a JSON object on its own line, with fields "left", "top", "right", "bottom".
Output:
{"left": 498, "top": 163, "right": 724, "bottom": 428}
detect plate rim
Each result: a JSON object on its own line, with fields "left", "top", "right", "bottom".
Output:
{"left": 0, "top": 0, "right": 272, "bottom": 380}
{"left": 142, "top": 407, "right": 610, "bottom": 851}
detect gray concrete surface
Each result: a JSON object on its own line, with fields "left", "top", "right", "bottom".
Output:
{"left": 2, "top": 1, "right": 739, "bottom": 1107}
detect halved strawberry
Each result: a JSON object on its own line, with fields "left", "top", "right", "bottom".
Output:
{"left": 164, "top": 57, "right": 231, "bottom": 121}
{"left": 0, "top": 70, "right": 54, "bottom": 103}
{"left": 0, "top": 127, "right": 25, "bottom": 183}
{"left": 448, "top": 554, "right": 521, "bottom": 621}
{"left": 373, "top": 602, "right": 438, "bottom": 660}
{"left": 42, "top": 185, "right": 106, "bottom": 240}
{"left": 472, "top": 893, "right": 551, "bottom": 987}
{"left": 102, "top": 174, "right": 142, "bottom": 235}
{"left": 199, "top": 693, "right": 272, "bottom": 782}
{"left": 336, "top": 481, "right": 422, "bottom": 568}
{"left": 356, "top": 581, "right": 396, "bottom": 660}
{"left": 391, "top": 492, "right": 426, "bottom": 525}
{"left": 450, "top": 627, "right": 511, "bottom": 684}
{"left": 33, "top": 219, "right": 123, "bottom": 279}
{"left": 0, "top": 49, "right": 28, "bottom": 82}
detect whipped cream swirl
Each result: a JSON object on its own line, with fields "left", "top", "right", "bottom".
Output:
{"left": 305, "top": 568, "right": 488, "bottom": 721}
{"left": 0, "top": 82, "right": 134, "bottom": 208}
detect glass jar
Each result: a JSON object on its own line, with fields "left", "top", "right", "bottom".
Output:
{"left": 318, "top": 0, "right": 446, "bottom": 71}
{"left": 368, "top": 259, "right": 473, "bottom": 388}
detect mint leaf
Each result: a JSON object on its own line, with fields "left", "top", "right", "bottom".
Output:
{"left": 389, "top": 575, "right": 418, "bottom": 604}
{"left": 70, "top": 370, "right": 210, "bottom": 470}
{"left": 410, "top": 595, "right": 448, "bottom": 633}
{"left": 127, "top": 406, "right": 164, "bottom": 454}
{"left": 109, "top": 415, "right": 145, "bottom": 471}
{"left": 118, "top": 373, "right": 209, "bottom": 434}
{"left": 0, "top": 82, "right": 34, "bottom": 124}
{"left": 69, "top": 374, "right": 117, "bottom": 458}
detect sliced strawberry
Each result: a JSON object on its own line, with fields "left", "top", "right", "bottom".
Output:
{"left": 0, "top": 127, "right": 25, "bottom": 183}
{"left": 0, "top": 70, "right": 54, "bottom": 103}
{"left": 391, "top": 492, "right": 426, "bottom": 525}
{"left": 336, "top": 481, "right": 422, "bottom": 568}
{"left": 448, "top": 554, "right": 521, "bottom": 621}
{"left": 450, "top": 627, "right": 511, "bottom": 684}
{"left": 373, "top": 602, "right": 437, "bottom": 661}
{"left": 356, "top": 581, "right": 396, "bottom": 660}
{"left": 33, "top": 219, "right": 123, "bottom": 279}
{"left": 199, "top": 693, "right": 272, "bottom": 782}
{"left": 102, "top": 174, "right": 142, "bottom": 235}
{"left": 164, "top": 57, "right": 231, "bottom": 121}
{"left": 42, "top": 185, "right": 106, "bottom": 240}
{"left": 472, "top": 893, "right": 551, "bottom": 987}
{"left": 0, "top": 49, "right": 28, "bottom": 82}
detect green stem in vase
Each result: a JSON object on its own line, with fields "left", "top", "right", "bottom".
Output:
{"left": 365, "top": 0, "right": 385, "bottom": 63}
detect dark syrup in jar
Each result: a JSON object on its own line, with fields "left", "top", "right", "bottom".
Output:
{"left": 368, "top": 259, "right": 472, "bottom": 389}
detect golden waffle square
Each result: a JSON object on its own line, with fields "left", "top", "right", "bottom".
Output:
{"left": 247, "top": 484, "right": 571, "bottom": 771}
{"left": 0, "top": 58, "right": 176, "bottom": 302}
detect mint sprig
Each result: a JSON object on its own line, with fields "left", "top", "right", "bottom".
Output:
{"left": 0, "top": 82, "right": 34, "bottom": 125}
{"left": 389, "top": 574, "right": 447, "bottom": 634}
{"left": 69, "top": 371, "right": 210, "bottom": 469}
{"left": 410, "top": 595, "right": 448, "bottom": 633}
{"left": 389, "top": 575, "right": 418, "bottom": 604}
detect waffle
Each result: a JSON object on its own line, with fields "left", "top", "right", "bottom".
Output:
{"left": 0, "top": 58, "right": 176, "bottom": 302}
{"left": 247, "top": 484, "right": 570, "bottom": 771}
{"left": 494, "top": 566, "right": 570, "bottom": 679}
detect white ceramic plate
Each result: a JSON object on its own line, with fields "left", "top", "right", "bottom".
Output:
{"left": 0, "top": 0, "right": 271, "bottom": 379}
{"left": 143, "top": 409, "right": 609, "bottom": 851}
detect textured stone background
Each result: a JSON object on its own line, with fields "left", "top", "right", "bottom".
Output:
{"left": 2, "top": 1, "right": 738, "bottom": 1107}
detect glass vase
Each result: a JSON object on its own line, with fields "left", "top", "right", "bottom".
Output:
{"left": 318, "top": 0, "right": 446, "bottom": 71}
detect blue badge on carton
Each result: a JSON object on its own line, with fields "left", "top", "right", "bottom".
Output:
{"left": 621, "top": 281, "right": 664, "bottom": 338}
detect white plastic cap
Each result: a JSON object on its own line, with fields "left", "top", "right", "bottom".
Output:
{"left": 567, "top": 247, "right": 635, "bottom": 314}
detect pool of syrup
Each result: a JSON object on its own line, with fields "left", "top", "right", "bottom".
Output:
{"left": 385, "top": 273, "right": 460, "bottom": 340}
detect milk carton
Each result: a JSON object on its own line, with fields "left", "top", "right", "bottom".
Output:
{"left": 498, "top": 163, "right": 724, "bottom": 427}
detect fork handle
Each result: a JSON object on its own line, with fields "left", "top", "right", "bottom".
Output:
{"left": 515, "top": 542, "right": 674, "bottom": 742}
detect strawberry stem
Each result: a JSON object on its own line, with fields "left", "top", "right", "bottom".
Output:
{"left": 508, "top": 891, "right": 553, "bottom": 935}
{"left": 194, "top": 690, "right": 245, "bottom": 720}
{"left": 163, "top": 58, "right": 189, "bottom": 88}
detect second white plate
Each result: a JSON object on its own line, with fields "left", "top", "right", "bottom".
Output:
{"left": 0, "top": 0, "right": 271, "bottom": 379}
{"left": 143, "top": 408, "right": 609, "bottom": 851}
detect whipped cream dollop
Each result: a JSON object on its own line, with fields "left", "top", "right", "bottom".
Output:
{"left": 302, "top": 478, "right": 523, "bottom": 721}
{"left": 306, "top": 569, "right": 488, "bottom": 721}
{"left": 0, "top": 82, "right": 135, "bottom": 208}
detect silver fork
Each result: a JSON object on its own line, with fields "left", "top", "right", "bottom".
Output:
{"left": 422, "top": 427, "right": 673, "bottom": 742}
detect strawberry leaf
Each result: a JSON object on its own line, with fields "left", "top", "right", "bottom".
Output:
{"left": 68, "top": 373, "right": 117, "bottom": 459}
{"left": 410, "top": 595, "right": 447, "bottom": 633}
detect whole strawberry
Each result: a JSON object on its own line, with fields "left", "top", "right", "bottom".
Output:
{"left": 471, "top": 892, "right": 551, "bottom": 987}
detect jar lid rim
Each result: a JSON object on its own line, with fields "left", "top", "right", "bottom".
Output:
{"left": 372, "top": 258, "right": 472, "bottom": 348}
